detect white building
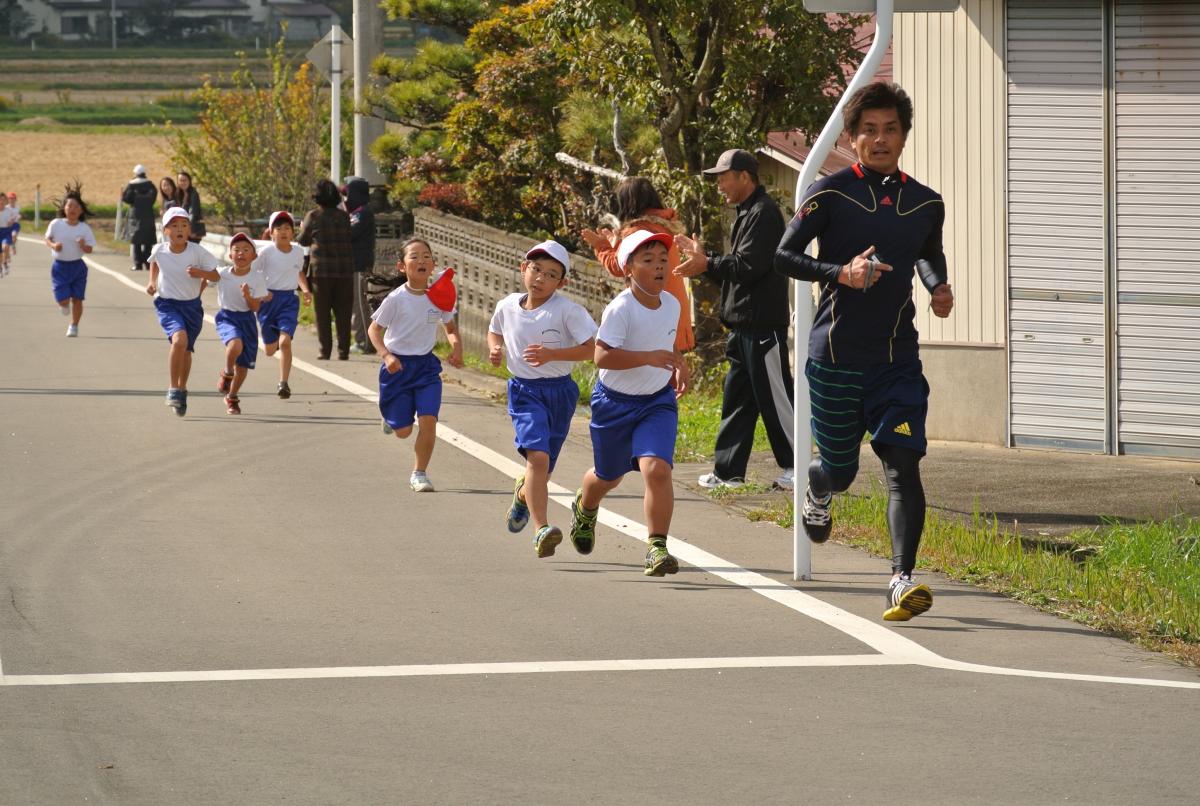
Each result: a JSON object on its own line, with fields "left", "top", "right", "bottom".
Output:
{"left": 759, "top": 0, "right": 1200, "bottom": 459}
{"left": 21, "top": 0, "right": 337, "bottom": 42}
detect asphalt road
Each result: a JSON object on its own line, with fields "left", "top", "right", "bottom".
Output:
{"left": 1, "top": 239, "right": 1198, "bottom": 805}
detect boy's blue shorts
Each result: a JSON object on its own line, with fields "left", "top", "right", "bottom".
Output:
{"left": 51, "top": 258, "right": 87, "bottom": 302}
{"left": 154, "top": 297, "right": 204, "bottom": 352}
{"left": 507, "top": 375, "right": 579, "bottom": 473}
{"left": 806, "top": 358, "right": 929, "bottom": 483}
{"left": 0, "top": 227, "right": 11, "bottom": 247}
{"left": 257, "top": 290, "right": 299, "bottom": 345}
{"left": 379, "top": 352, "right": 443, "bottom": 430}
{"left": 588, "top": 381, "right": 677, "bottom": 481}
{"left": 215, "top": 309, "right": 260, "bottom": 369}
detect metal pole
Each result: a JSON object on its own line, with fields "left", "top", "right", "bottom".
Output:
{"left": 34, "top": 185, "right": 41, "bottom": 230}
{"left": 330, "top": 24, "right": 343, "bottom": 182}
{"left": 111, "top": 0, "right": 117, "bottom": 50}
{"left": 792, "top": 0, "right": 894, "bottom": 581}
{"left": 352, "top": 0, "right": 386, "bottom": 184}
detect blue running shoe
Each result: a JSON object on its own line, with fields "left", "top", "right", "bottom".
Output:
{"left": 506, "top": 476, "right": 529, "bottom": 533}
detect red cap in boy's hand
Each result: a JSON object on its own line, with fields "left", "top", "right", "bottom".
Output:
{"left": 427, "top": 268, "right": 457, "bottom": 312}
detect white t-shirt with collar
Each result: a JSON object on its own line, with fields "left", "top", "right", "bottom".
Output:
{"left": 488, "top": 292, "right": 597, "bottom": 380}
{"left": 596, "top": 288, "right": 680, "bottom": 395}
{"left": 151, "top": 241, "right": 220, "bottom": 300}
{"left": 371, "top": 284, "right": 455, "bottom": 356}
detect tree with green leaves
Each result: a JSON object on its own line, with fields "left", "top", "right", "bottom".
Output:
{"left": 166, "top": 40, "right": 328, "bottom": 226}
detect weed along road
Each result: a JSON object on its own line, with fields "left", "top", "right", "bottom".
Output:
{"left": 1, "top": 241, "right": 1198, "bottom": 805}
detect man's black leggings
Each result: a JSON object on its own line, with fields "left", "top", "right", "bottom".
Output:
{"left": 808, "top": 441, "right": 925, "bottom": 574}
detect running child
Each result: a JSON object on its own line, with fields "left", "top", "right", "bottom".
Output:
{"left": 367, "top": 238, "right": 464, "bottom": 493}
{"left": 488, "top": 240, "right": 597, "bottom": 557}
{"left": 146, "top": 207, "right": 219, "bottom": 416}
{"left": 254, "top": 211, "right": 312, "bottom": 399}
{"left": 568, "top": 229, "right": 690, "bottom": 576}
{"left": 43, "top": 191, "right": 96, "bottom": 338}
{"left": 0, "top": 190, "right": 17, "bottom": 275}
{"left": 189, "top": 232, "right": 271, "bottom": 415}
{"left": 6, "top": 191, "right": 18, "bottom": 260}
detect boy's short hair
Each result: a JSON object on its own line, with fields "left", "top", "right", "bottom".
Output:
{"left": 524, "top": 240, "right": 570, "bottom": 276}
{"left": 617, "top": 229, "right": 672, "bottom": 270}
{"left": 843, "top": 81, "right": 914, "bottom": 136}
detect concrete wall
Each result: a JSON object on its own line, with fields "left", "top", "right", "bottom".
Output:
{"left": 923, "top": 342, "right": 1008, "bottom": 445}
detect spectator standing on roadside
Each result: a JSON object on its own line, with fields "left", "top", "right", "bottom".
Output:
{"left": 344, "top": 176, "right": 377, "bottom": 355}
{"left": 580, "top": 176, "right": 695, "bottom": 353}
{"left": 675, "top": 149, "right": 794, "bottom": 491}
{"left": 121, "top": 165, "right": 158, "bottom": 271}
{"left": 298, "top": 178, "right": 356, "bottom": 360}
{"left": 175, "top": 171, "right": 205, "bottom": 244}
{"left": 158, "top": 176, "right": 179, "bottom": 217}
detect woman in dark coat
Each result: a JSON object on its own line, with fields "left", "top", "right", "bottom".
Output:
{"left": 120, "top": 165, "right": 158, "bottom": 271}
{"left": 297, "top": 178, "right": 356, "bottom": 360}
{"left": 175, "top": 171, "right": 205, "bottom": 243}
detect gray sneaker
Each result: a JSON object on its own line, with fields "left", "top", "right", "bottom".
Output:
{"left": 410, "top": 471, "right": 434, "bottom": 493}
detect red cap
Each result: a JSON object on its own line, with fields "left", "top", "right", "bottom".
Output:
{"left": 426, "top": 268, "right": 457, "bottom": 312}
{"left": 229, "top": 232, "right": 257, "bottom": 252}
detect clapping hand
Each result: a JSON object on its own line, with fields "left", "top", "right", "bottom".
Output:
{"left": 580, "top": 228, "right": 616, "bottom": 255}
{"left": 674, "top": 233, "right": 706, "bottom": 277}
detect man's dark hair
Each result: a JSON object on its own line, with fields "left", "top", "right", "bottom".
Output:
{"left": 613, "top": 177, "right": 665, "bottom": 223}
{"left": 843, "top": 81, "right": 913, "bottom": 136}
{"left": 312, "top": 178, "right": 342, "bottom": 208}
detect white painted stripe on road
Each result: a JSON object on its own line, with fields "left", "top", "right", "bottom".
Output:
{"left": 12, "top": 247, "right": 1194, "bottom": 693}
{"left": 1, "top": 655, "right": 903, "bottom": 687}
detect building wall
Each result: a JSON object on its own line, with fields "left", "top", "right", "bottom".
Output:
{"left": 891, "top": 0, "right": 1009, "bottom": 444}
{"left": 893, "top": 0, "right": 1007, "bottom": 348}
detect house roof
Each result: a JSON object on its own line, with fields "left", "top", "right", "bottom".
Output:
{"left": 267, "top": 2, "right": 337, "bottom": 16}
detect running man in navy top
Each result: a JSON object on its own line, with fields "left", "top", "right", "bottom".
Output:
{"left": 775, "top": 82, "right": 954, "bottom": 622}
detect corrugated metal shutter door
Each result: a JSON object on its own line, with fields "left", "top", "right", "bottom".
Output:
{"left": 1114, "top": 1, "right": 1200, "bottom": 457}
{"left": 1007, "top": 0, "right": 1106, "bottom": 451}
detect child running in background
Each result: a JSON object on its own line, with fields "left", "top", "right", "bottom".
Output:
{"left": 43, "top": 191, "right": 96, "bottom": 338}
{"left": 568, "top": 230, "right": 690, "bottom": 576}
{"left": 6, "top": 191, "right": 19, "bottom": 261}
{"left": 147, "top": 207, "right": 219, "bottom": 417}
{"left": 254, "top": 211, "right": 312, "bottom": 399}
{"left": 488, "top": 240, "right": 597, "bottom": 557}
{"left": 0, "top": 190, "right": 17, "bottom": 276}
{"left": 189, "top": 232, "right": 271, "bottom": 415}
{"left": 367, "top": 238, "right": 463, "bottom": 493}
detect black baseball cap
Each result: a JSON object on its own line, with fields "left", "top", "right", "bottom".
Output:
{"left": 702, "top": 148, "right": 758, "bottom": 175}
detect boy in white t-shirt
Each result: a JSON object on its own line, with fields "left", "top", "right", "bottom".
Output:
{"left": 367, "top": 238, "right": 464, "bottom": 492}
{"left": 254, "top": 211, "right": 312, "bottom": 399}
{"left": 189, "top": 232, "right": 271, "bottom": 414}
{"left": 43, "top": 192, "right": 96, "bottom": 337}
{"left": 568, "top": 230, "right": 691, "bottom": 577}
{"left": 0, "top": 192, "right": 18, "bottom": 275}
{"left": 146, "top": 207, "right": 220, "bottom": 416}
{"left": 487, "top": 240, "right": 597, "bottom": 557}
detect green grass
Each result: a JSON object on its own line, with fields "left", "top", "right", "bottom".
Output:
{"left": 0, "top": 102, "right": 199, "bottom": 126}
{"left": 733, "top": 482, "right": 1200, "bottom": 665}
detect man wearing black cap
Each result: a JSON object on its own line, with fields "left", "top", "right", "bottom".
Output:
{"left": 676, "top": 148, "right": 794, "bottom": 491}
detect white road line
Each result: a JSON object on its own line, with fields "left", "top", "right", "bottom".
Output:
{"left": 6, "top": 244, "right": 1197, "bottom": 693}
{"left": 1, "top": 655, "right": 903, "bottom": 687}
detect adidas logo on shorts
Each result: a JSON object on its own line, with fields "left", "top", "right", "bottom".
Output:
{"left": 893, "top": 422, "right": 912, "bottom": 436}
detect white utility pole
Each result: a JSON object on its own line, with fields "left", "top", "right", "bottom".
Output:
{"left": 352, "top": 0, "right": 386, "bottom": 184}
{"left": 330, "top": 24, "right": 344, "bottom": 182}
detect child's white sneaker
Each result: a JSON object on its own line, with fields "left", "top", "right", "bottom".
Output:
{"left": 410, "top": 471, "right": 435, "bottom": 493}
{"left": 65, "top": 323, "right": 78, "bottom": 337}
